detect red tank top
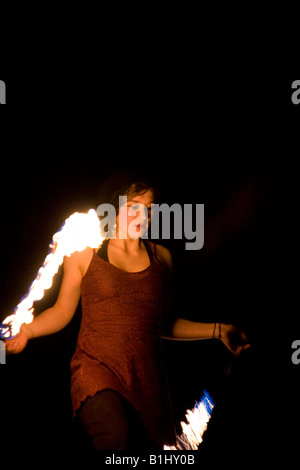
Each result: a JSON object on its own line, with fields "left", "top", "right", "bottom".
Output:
{"left": 70, "top": 242, "right": 176, "bottom": 446}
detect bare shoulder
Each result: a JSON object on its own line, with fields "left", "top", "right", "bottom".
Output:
{"left": 63, "top": 247, "right": 94, "bottom": 277}
{"left": 148, "top": 241, "right": 173, "bottom": 272}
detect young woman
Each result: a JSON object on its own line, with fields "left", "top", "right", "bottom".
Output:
{"left": 5, "top": 171, "right": 250, "bottom": 450}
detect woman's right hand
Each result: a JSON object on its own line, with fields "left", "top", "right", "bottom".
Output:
{"left": 5, "top": 324, "right": 30, "bottom": 354}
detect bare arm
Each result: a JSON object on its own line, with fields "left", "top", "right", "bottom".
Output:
{"left": 169, "top": 318, "right": 250, "bottom": 355}
{"left": 5, "top": 251, "right": 83, "bottom": 353}
{"left": 169, "top": 319, "right": 217, "bottom": 340}
{"left": 156, "top": 244, "right": 250, "bottom": 355}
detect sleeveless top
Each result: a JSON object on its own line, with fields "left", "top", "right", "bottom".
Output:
{"left": 70, "top": 239, "right": 176, "bottom": 446}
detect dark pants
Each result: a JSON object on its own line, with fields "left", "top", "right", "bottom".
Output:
{"left": 78, "top": 389, "right": 163, "bottom": 451}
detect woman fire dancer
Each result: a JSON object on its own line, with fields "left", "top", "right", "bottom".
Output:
{"left": 5, "top": 171, "right": 250, "bottom": 450}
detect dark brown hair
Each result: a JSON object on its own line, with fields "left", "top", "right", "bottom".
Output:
{"left": 98, "top": 170, "right": 158, "bottom": 216}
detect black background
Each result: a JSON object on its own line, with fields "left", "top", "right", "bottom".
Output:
{"left": 0, "top": 30, "right": 299, "bottom": 461}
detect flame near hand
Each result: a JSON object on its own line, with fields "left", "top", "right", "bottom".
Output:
{"left": 0, "top": 209, "right": 105, "bottom": 339}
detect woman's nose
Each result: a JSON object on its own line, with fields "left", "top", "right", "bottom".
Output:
{"left": 135, "top": 205, "right": 148, "bottom": 221}
{"left": 142, "top": 206, "right": 151, "bottom": 222}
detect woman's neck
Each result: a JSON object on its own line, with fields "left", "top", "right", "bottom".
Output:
{"left": 109, "top": 237, "right": 143, "bottom": 254}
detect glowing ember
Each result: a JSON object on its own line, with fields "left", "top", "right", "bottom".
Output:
{"left": 0, "top": 209, "right": 105, "bottom": 339}
{"left": 164, "top": 390, "right": 214, "bottom": 450}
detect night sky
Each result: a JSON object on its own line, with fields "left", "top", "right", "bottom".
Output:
{"left": 0, "top": 72, "right": 299, "bottom": 460}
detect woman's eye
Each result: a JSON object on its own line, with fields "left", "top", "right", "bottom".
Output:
{"left": 130, "top": 204, "right": 140, "bottom": 211}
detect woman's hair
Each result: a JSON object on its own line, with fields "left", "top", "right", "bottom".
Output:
{"left": 97, "top": 170, "right": 158, "bottom": 216}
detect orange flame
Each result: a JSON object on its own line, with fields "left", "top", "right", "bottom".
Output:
{"left": 1, "top": 209, "right": 105, "bottom": 337}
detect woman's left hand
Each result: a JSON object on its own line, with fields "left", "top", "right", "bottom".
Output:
{"left": 220, "top": 323, "right": 251, "bottom": 356}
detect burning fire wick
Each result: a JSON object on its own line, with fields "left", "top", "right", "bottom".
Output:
{"left": 0, "top": 209, "right": 105, "bottom": 340}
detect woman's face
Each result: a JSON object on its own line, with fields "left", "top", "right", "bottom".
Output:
{"left": 117, "top": 189, "right": 155, "bottom": 239}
